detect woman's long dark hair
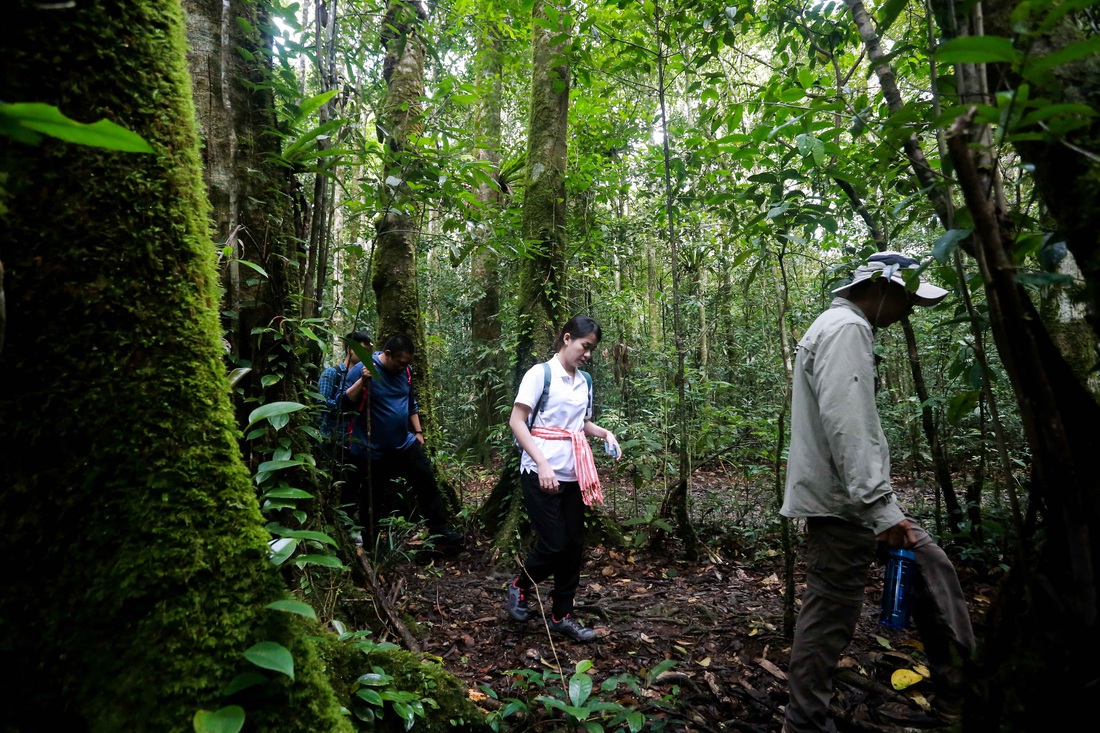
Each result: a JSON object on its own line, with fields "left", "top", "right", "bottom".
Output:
{"left": 553, "top": 314, "right": 602, "bottom": 351}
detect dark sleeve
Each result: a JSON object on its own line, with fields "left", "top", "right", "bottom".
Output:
{"left": 340, "top": 363, "right": 364, "bottom": 409}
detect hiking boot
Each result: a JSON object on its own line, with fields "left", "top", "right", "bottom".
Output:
{"left": 507, "top": 580, "right": 529, "bottom": 622}
{"left": 549, "top": 614, "right": 596, "bottom": 642}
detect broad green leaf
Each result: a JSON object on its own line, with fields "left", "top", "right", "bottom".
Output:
{"left": 265, "top": 598, "right": 318, "bottom": 620}
{"left": 246, "top": 401, "right": 306, "bottom": 429}
{"left": 262, "top": 487, "right": 314, "bottom": 499}
{"left": 876, "top": 0, "right": 909, "bottom": 36}
{"left": 256, "top": 459, "right": 311, "bottom": 474}
{"left": 1024, "top": 36, "right": 1100, "bottom": 79}
{"left": 797, "top": 67, "right": 815, "bottom": 89}
{"left": 268, "top": 537, "right": 298, "bottom": 566}
{"left": 0, "top": 102, "right": 154, "bottom": 152}
{"left": 947, "top": 390, "right": 980, "bottom": 425}
{"left": 936, "top": 36, "right": 1020, "bottom": 65}
{"left": 569, "top": 672, "right": 593, "bottom": 707}
{"left": 221, "top": 671, "right": 266, "bottom": 696}
{"left": 627, "top": 711, "right": 645, "bottom": 732}
{"left": 294, "top": 89, "right": 338, "bottom": 126}
{"left": 193, "top": 706, "right": 245, "bottom": 733}
{"left": 236, "top": 259, "right": 269, "bottom": 279}
{"left": 778, "top": 87, "right": 806, "bottom": 103}
{"left": 932, "top": 228, "right": 972, "bottom": 263}
{"left": 227, "top": 367, "right": 251, "bottom": 389}
{"left": 356, "top": 688, "right": 384, "bottom": 706}
{"left": 292, "top": 554, "right": 346, "bottom": 569}
{"left": 268, "top": 526, "right": 337, "bottom": 545}
{"left": 260, "top": 374, "right": 281, "bottom": 388}
{"left": 358, "top": 672, "right": 395, "bottom": 686}
{"left": 244, "top": 641, "right": 295, "bottom": 680}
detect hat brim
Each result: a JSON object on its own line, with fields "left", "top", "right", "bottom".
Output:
{"left": 833, "top": 272, "right": 948, "bottom": 307}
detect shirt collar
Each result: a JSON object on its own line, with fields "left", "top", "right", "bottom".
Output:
{"left": 549, "top": 354, "right": 571, "bottom": 380}
{"left": 830, "top": 296, "right": 872, "bottom": 326}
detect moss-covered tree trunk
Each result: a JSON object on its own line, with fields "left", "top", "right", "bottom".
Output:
{"left": 0, "top": 2, "right": 350, "bottom": 731}
{"left": 479, "top": 0, "right": 571, "bottom": 541}
{"left": 462, "top": 19, "right": 507, "bottom": 466}
{"left": 373, "top": 0, "right": 431, "bottom": 410}
{"left": 182, "top": 0, "right": 306, "bottom": 432}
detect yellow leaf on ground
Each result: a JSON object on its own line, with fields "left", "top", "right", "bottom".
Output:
{"left": 891, "top": 668, "right": 924, "bottom": 690}
{"left": 913, "top": 664, "right": 930, "bottom": 678}
{"left": 698, "top": 657, "right": 711, "bottom": 667}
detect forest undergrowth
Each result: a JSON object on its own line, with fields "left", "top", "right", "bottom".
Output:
{"left": 380, "top": 463, "right": 998, "bottom": 732}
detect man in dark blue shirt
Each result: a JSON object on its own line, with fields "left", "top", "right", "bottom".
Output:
{"left": 342, "top": 334, "right": 462, "bottom": 546}
{"left": 318, "top": 330, "right": 372, "bottom": 442}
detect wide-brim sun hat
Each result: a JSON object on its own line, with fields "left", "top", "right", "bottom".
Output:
{"left": 832, "top": 251, "right": 948, "bottom": 306}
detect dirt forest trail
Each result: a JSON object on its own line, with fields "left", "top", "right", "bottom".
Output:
{"left": 391, "top": 472, "right": 995, "bottom": 732}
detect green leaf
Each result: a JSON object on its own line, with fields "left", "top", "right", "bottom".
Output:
{"left": 797, "top": 67, "right": 815, "bottom": 89}
{"left": 244, "top": 641, "right": 294, "bottom": 680}
{"left": 1024, "top": 36, "right": 1100, "bottom": 79}
{"left": 265, "top": 598, "right": 318, "bottom": 620}
{"left": 256, "top": 459, "right": 311, "bottom": 474}
{"left": 947, "top": 390, "right": 981, "bottom": 424}
{"left": 0, "top": 102, "right": 154, "bottom": 152}
{"left": 627, "top": 712, "right": 645, "bottom": 733}
{"left": 268, "top": 526, "right": 337, "bottom": 545}
{"left": 221, "top": 671, "right": 266, "bottom": 696}
{"left": 935, "top": 36, "right": 1020, "bottom": 65}
{"left": 236, "top": 259, "right": 269, "bottom": 279}
{"left": 358, "top": 672, "right": 395, "bottom": 686}
{"left": 292, "top": 554, "right": 346, "bottom": 569}
{"left": 569, "top": 672, "right": 593, "bottom": 707}
{"left": 356, "top": 688, "right": 384, "bottom": 706}
{"left": 260, "top": 373, "right": 281, "bottom": 388}
{"left": 778, "top": 87, "right": 805, "bottom": 103}
{"left": 262, "top": 487, "right": 314, "bottom": 499}
{"left": 932, "top": 228, "right": 972, "bottom": 263}
{"left": 193, "top": 706, "right": 245, "bottom": 733}
{"left": 294, "top": 89, "right": 338, "bottom": 125}
{"left": 246, "top": 401, "right": 306, "bottom": 429}
{"left": 876, "top": 0, "right": 909, "bottom": 36}
{"left": 227, "top": 367, "right": 251, "bottom": 389}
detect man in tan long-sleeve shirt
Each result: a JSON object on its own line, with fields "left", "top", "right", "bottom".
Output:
{"left": 781, "top": 252, "right": 974, "bottom": 733}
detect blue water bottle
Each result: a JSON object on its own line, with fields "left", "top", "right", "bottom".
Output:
{"left": 881, "top": 548, "right": 916, "bottom": 629}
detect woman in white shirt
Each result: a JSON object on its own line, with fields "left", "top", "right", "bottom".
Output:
{"left": 505, "top": 315, "right": 623, "bottom": 642}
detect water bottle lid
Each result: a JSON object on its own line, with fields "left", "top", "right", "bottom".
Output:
{"left": 889, "top": 548, "right": 916, "bottom": 560}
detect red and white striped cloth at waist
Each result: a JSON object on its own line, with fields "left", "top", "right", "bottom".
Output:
{"left": 528, "top": 426, "right": 604, "bottom": 507}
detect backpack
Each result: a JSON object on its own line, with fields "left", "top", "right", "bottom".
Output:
{"left": 518, "top": 362, "right": 592, "bottom": 444}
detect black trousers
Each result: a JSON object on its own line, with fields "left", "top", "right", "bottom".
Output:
{"left": 348, "top": 442, "right": 451, "bottom": 536}
{"left": 517, "top": 471, "right": 586, "bottom": 618}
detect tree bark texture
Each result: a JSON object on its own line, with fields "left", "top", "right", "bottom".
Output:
{"left": 514, "top": 0, "right": 571, "bottom": 373}
{"left": 182, "top": 0, "right": 304, "bottom": 414}
{"left": 464, "top": 20, "right": 506, "bottom": 464}
{"left": 481, "top": 0, "right": 571, "bottom": 541}
{"left": 0, "top": 2, "right": 349, "bottom": 730}
{"left": 373, "top": 0, "right": 433, "bottom": 418}
{"left": 949, "top": 112, "right": 1100, "bottom": 730}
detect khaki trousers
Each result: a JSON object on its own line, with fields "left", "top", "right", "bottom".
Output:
{"left": 784, "top": 517, "right": 975, "bottom": 733}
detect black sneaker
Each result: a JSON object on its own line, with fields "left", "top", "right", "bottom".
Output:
{"left": 549, "top": 614, "right": 596, "bottom": 642}
{"left": 507, "top": 580, "right": 529, "bottom": 622}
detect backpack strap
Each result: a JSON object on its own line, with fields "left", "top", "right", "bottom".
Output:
{"left": 525, "top": 361, "right": 552, "bottom": 431}
{"left": 579, "top": 369, "right": 593, "bottom": 418}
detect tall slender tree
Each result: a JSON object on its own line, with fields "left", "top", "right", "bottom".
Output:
{"left": 480, "top": 0, "right": 572, "bottom": 540}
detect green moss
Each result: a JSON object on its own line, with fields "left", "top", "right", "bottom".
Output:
{"left": 0, "top": 2, "right": 349, "bottom": 730}
{"left": 316, "top": 635, "right": 491, "bottom": 732}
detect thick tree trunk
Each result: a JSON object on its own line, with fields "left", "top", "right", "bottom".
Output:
{"left": 464, "top": 21, "right": 506, "bottom": 465}
{"left": 480, "top": 0, "right": 571, "bottom": 540}
{"left": 0, "top": 2, "right": 349, "bottom": 730}
{"left": 182, "top": 0, "right": 305, "bottom": 433}
{"left": 373, "top": 0, "right": 431, "bottom": 413}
